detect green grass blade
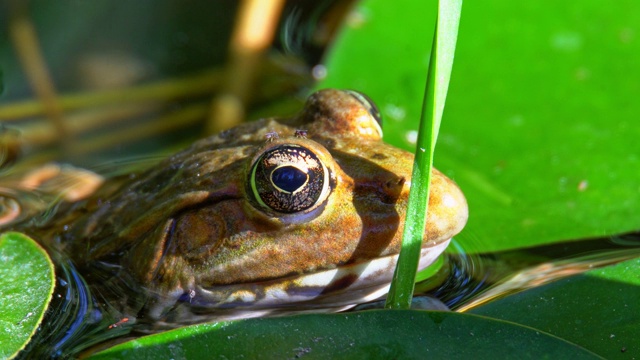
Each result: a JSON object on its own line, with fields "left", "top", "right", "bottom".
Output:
{"left": 385, "top": 0, "right": 462, "bottom": 309}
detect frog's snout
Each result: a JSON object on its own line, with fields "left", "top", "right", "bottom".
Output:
{"left": 424, "top": 172, "right": 468, "bottom": 244}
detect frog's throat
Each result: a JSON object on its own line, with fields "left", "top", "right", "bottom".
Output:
{"left": 148, "top": 239, "right": 450, "bottom": 320}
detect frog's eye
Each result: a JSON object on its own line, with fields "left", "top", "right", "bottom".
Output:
{"left": 249, "top": 144, "right": 329, "bottom": 213}
{"left": 344, "top": 90, "right": 383, "bottom": 134}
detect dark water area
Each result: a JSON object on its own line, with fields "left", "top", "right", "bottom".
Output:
{"left": 20, "top": 255, "right": 126, "bottom": 358}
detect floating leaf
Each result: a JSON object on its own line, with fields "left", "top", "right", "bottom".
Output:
{"left": 438, "top": 0, "right": 640, "bottom": 252}
{"left": 0, "top": 232, "right": 55, "bottom": 359}
{"left": 89, "top": 310, "right": 600, "bottom": 359}
{"left": 470, "top": 256, "right": 640, "bottom": 358}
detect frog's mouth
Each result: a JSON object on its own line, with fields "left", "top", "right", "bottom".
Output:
{"left": 163, "top": 239, "right": 450, "bottom": 319}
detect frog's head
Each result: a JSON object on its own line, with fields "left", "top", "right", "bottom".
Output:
{"left": 79, "top": 89, "right": 467, "bottom": 321}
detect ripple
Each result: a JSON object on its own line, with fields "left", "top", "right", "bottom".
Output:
{"left": 0, "top": 193, "right": 21, "bottom": 225}
{"left": 0, "top": 188, "right": 43, "bottom": 227}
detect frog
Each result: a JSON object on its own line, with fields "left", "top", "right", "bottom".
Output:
{"left": 2, "top": 89, "right": 468, "bottom": 324}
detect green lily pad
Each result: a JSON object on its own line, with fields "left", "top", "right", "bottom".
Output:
{"left": 0, "top": 232, "right": 56, "bottom": 359}
{"left": 317, "top": 0, "right": 640, "bottom": 253}
{"left": 439, "top": 0, "right": 640, "bottom": 252}
{"left": 89, "top": 310, "right": 600, "bottom": 359}
{"left": 469, "top": 256, "right": 640, "bottom": 358}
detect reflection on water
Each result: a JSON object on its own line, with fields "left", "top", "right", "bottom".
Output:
{"left": 17, "top": 242, "right": 144, "bottom": 358}
{"left": 0, "top": 187, "right": 53, "bottom": 227}
{"left": 0, "top": 190, "right": 22, "bottom": 224}
{"left": 23, "top": 255, "right": 109, "bottom": 358}
{"left": 426, "top": 233, "right": 640, "bottom": 312}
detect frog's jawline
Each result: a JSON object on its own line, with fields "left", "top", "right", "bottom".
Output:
{"left": 148, "top": 240, "right": 450, "bottom": 321}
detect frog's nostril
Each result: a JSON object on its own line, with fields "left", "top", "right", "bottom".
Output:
{"left": 376, "top": 176, "right": 406, "bottom": 203}
{"left": 386, "top": 176, "right": 405, "bottom": 189}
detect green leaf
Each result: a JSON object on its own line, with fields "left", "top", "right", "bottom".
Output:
{"left": 386, "top": 0, "right": 462, "bottom": 309}
{"left": 319, "top": 0, "right": 640, "bottom": 255}
{"left": 0, "top": 232, "right": 55, "bottom": 359}
{"left": 438, "top": 0, "right": 640, "bottom": 252}
{"left": 88, "top": 310, "right": 600, "bottom": 359}
{"left": 469, "top": 256, "right": 640, "bottom": 358}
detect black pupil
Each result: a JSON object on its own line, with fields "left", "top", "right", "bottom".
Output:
{"left": 272, "top": 166, "right": 307, "bottom": 193}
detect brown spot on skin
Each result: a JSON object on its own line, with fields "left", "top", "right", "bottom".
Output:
{"left": 174, "top": 208, "right": 225, "bottom": 260}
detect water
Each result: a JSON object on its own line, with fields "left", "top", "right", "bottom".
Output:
{"left": 0, "top": 187, "right": 54, "bottom": 227}
{"left": 21, "top": 255, "right": 126, "bottom": 358}
{"left": 428, "top": 233, "right": 640, "bottom": 312}
{"left": 2, "top": 149, "right": 640, "bottom": 357}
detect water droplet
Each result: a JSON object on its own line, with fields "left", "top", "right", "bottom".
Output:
{"left": 575, "top": 66, "right": 591, "bottom": 81}
{"left": 619, "top": 28, "right": 634, "bottom": 44}
{"left": 346, "top": 8, "right": 368, "bottom": 28}
{"left": 405, "top": 130, "right": 418, "bottom": 145}
{"left": 550, "top": 31, "right": 583, "bottom": 52}
{"left": 508, "top": 115, "right": 524, "bottom": 126}
{"left": 312, "top": 65, "right": 327, "bottom": 80}
{"left": 384, "top": 104, "right": 406, "bottom": 121}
